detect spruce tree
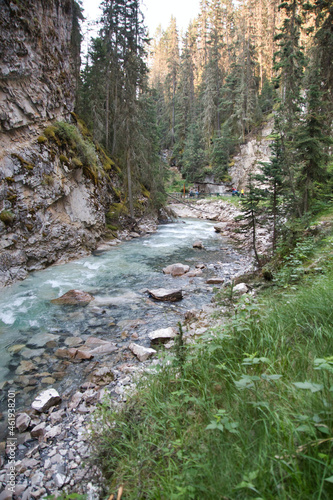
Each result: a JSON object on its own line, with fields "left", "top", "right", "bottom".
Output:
{"left": 257, "top": 136, "right": 285, "bottom": 252}
{"left": 240, "top": 174, "right": 264, "bottom": 267}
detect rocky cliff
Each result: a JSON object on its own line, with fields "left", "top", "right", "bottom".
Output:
{"left": 0, "top": 0, "right": 117, "bottom": 287}
{"left": 230, "top": 118, "right": 274, "bottom": 190}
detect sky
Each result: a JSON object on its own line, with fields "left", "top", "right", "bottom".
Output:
{"left": 81, "top": 0, "right": 201, "bottom": 37}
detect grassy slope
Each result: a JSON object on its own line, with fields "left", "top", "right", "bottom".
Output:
{"left": 91, "top": 212, "right": 333, "bottom": 500}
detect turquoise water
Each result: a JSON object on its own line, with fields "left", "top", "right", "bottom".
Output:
{"left": 0, "top": 219, "right": 248, "bottom": 423}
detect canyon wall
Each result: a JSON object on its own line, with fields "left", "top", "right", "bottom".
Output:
{"left": 230, "top": 119, "right": 274, "bottom": 190}
{"left": 0, "top": 1, "right": 115, "bottom": 287}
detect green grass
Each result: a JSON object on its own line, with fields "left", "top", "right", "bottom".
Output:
{"left": 91, "top": 228, "right": 333, "bottom": 500}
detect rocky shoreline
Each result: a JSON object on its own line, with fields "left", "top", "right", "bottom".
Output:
{"left": 169, "top": 198, "right": 272, "bottom": 255}
{"left": 0, "top": 201, "right": 261, "bottom": 500}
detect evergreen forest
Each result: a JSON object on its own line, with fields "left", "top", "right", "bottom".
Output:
{"left": 77, "top": 0, "right": 332, "bottom": 225}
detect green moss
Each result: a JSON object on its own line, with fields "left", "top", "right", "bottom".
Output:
{"left": 107, "top": 202, "right": 128, "bottom": 219}
{"left": 83, "top": 165, "right": 99, "bottom": 185}
{"left": 141, "top": 185, "right": 151, "bottom": 199}
{"left": 44, "top": 126, "right": 57, "bottom": 140}
{"left": 42, "top": 174, "right": 54, "bottom": 186}
{"left": 103, "top": 159, "right": 114, "bottom": 171}
{"left": 97, "top": 145, "right": 120, "bottom": 173}
{"left": 5, "top": 177, "right": 15, "bottom": 183}
{"left": 72, "top": 157, "right": 83, "bottom": 168}
{"left": 59, "top": 154, "right": 69, "bottom": 164}
{"left": 54, "top": 122, "right": 98, "bottom": 170}
{"left": 11, "top": 154, "right": 34, "bottom": 171}
{"left": 111, "top": 185, "right": 122, "bottom": 201}
{"left": 37, "top": 136, "right": 47, "bottom": 144}
{"left": 106, "top": 223, "right": 119, "bottom": 232}
{"left": 71, "top": 113, "right": 92, "bottom": 138}
{"left": 221, "top": 173, "right": 232, "bottom": 183}
{"left": 0, "top": 210, "right": 15, "bottom": 225}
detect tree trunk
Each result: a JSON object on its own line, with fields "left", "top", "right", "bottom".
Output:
{"left": 252, "top": 208, "right": 261, "bottom": 267}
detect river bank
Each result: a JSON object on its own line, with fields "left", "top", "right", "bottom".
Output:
{"left": 169, "top": 197, "right": 273, "bottom": 256}
{"left": 0, "top": 208, "right": 255, "bottom": 499}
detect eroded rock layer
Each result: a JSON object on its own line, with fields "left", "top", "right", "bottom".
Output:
{"left": 0, "top": 1, "right": 117, "bottom": 287}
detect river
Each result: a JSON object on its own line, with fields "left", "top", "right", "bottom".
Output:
{"left": 0, "top": 218, "right": 249, "bottom": 438}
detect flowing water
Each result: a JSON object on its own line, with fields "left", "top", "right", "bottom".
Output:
{"left": 0, "top": 218, "right": 249, "bottom": 437}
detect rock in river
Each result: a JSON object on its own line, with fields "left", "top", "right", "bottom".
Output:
{"left": 148, "top": 288, "right": 183, "bottom": 302}
{"left": 206, "top": 277, "right": 225, "bottom": 285}
{"left": 163, "top": 263, "right": 190, "bottom": 276}
{"left": 51, "top": 290, "right": 94, "bottom": 306}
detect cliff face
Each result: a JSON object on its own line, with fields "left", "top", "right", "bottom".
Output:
{"left": 229, "top": 119, "right": 274, "bottom": 190}
{"left": 0, "top": 0, "right": 80, "bottom": 139}
{"left": 0, "top": 1, "right": 116, "bottom": 288}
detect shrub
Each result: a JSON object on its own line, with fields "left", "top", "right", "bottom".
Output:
{"left": 37, "top": 135, "right": 47, "bottom": 144}
{"left": 44, "top": 126, "right": 57, "bottom": 140}
{"left": 71, "top": 157, "right": 83, "bottom": 168}
{"left": 0, "top": 210, "right": 15, "bottom": 225}
{"left": 59, "top": 154, "right": 69, "bottom": 164}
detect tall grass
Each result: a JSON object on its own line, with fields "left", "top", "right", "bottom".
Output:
{"left": 91, "top": 260, "right": 333, "bottom": 499}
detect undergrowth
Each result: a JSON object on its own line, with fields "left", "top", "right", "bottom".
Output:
{"left": 90, "top": 225, "right": 333, "bottom": 499}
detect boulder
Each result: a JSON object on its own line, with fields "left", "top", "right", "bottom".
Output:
{"left": 206, "top": 277, "right": 225, "bottom": 285}
{"left": 163, "top": 263, "right": 190, "bottom": 276}
{"left": 74, "top": 349, "right": 94, "bottom": 360}
{"left": 49, "top": 409, "right": 66, "bottom": 425}
{"left": 55, "top": 348, "right": 78, "bottom": 359}
{"left": 30, "top": 422, "right": 46, "bottom": 438}
{"left": 16, "top": 413, "right": 31, "bottom": 433}
{"left": 8, "top": 344, "right": 25, "bottom": 354}
{"left": 214, "top": 223, "right": 227, "bottom": 233}
{"left": 64, "top": 336, "right": 84, "bottom": 347}
{"left": 193, "top": 240, "right": 203, "bottom": 249}
{"left": 129, "top": 343, "right": 156, "bottom": 362}
{"left": 27, "top": 333, "right": 60, "bottom": 348}
{"left": 20, "top": 348, "right": 45, "bottom": 359}
{"left": 15, "top": 360, "right": 36, "bottom": 375}
{"left": 31, "top": 389, "right": 61, "bottom": 412}
{"left": 148, "top": 327, "right": 177, "bottom": 344}
{"left": 233, "top": 283, "right": 249, "bottom": 295}
{"left": 187, "top": 269, "right": 203, "bottom": 277}
{"left": 84, "top": 336, "right": 117, "bottom": 352}
{"left": 148, "top": 288, "right": 183, "bottom": 302}
{"left": 51, "top": 289, "right": 94, "bottom": 306}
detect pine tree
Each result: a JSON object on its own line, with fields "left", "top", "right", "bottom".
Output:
{"left": 257, "top": 136, "right": 285, "bottom": 252}
{"left": 240, "top": 174, "right": 264, "bottom": 267}
{"left": 182, "top": 123, "right": 207, "bottom": 181}
{"left": 312, "top": 0, "right": 333, "bottom": 126}
{"left": 273, "top": 0, "right": 307, "bottom": 217}
{"left": 295, "top": 65, "right": 331, "bottom": 213}
{"left": 210, "top": 126, "right": 234, "bottom": 182}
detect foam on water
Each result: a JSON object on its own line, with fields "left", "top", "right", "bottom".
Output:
{"left": 0, "top": 310, "right": 16, "bottom": 325}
